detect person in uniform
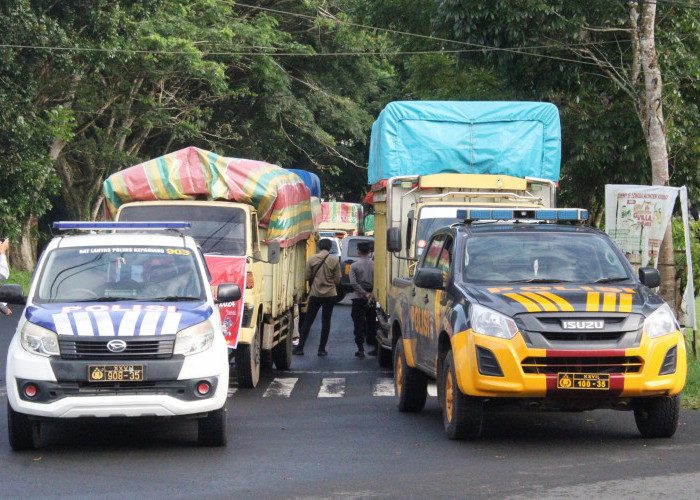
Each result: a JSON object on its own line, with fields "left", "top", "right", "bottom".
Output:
{"left": 349, "top": 241, "right": 377, "bottom": 358}
{"left": 293, "top": 238, "right": 342, "bottom": 356}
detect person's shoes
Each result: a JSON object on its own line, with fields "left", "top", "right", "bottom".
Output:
{"left": 367, "top": 349, "right": 378, "bottom": 356}
{"left": 292, "top": 347, "right": 304, "bottom": 355}
{"left": 355, "top": 350, "right": 365, "bottom": 358}
{"left": 317, "top": 350, "right": 328, "bottom": 357}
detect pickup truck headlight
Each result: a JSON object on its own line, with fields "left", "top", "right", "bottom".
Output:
{"left": 174, "top": 319, "right": 215, "bottom": 356}
{"left": 20, "top": 322, "right": 60, "bottom": 357}
{"left": 643, "top": 303, "right": 680, "bottom": 339}
{"left": 470, "top": 304, "right": 519, "bottom": 339}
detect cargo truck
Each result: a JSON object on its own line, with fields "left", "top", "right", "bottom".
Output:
{"left": 369, "top": 101, "right": 686, "bottom": 439}
{"left": 104, "top": 147, "right": 315, "bottom": 388}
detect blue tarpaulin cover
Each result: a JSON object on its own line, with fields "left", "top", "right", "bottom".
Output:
{"left": 288, "top": 169, "right": 321, "bottom": 199}
{"left": 368, "top": 101, "right": 561, "bottom": 184}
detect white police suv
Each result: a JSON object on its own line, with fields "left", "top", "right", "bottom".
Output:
{"left": 0, "top": 222, "right": 241, "bottom": 450}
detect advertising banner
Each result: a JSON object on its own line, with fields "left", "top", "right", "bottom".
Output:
{"left": 604, "top": 185, "right": 678, "bottom": 267}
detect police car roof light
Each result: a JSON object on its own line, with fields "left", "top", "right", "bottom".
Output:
{"left": 53, "top": 221, "right": 191, "bottom": 231}
{"left": 458, "top": 208, "right": 589, "bottom": 223}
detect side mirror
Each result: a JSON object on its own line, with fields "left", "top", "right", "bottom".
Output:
{"left": 387, "top": 227, "right": 401, "bottom": 253}
{"left": 215, "top": 283, "right": 242, "bottom": 303}
{"left": 0, "top": 284, "right": 26, "bottom": 305}
{"left": 267, "top": 241, "right": 280, "bottom": 265}
{"left": 414, "top": 267, "right": 444, "bottom": 290}
{"left": 639, "top": 267, "right": 661, "bottom": 288}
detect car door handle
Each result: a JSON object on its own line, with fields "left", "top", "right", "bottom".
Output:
{"left": 423, "top": 295, "right": 429, "bottom": 304}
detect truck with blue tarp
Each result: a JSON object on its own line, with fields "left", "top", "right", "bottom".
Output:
{"left": 369, "top": 101, "right": 686, "bottom": 439}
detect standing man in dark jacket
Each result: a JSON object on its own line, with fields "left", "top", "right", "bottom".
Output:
{"left": 349, "top": 241, "right": 376, "bottom": 358}
{"left": 293, "top": 238, "right": 342, "bottom": 356}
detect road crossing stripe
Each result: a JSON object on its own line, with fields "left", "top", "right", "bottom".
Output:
{"left": 373, "top": 377, "right": 394, "bottom": 396}
{"left": 318, "top": 378, "right": 345, "bottom": 398}
{"left": 227, "top": 388, "right": 237, "bottom": 398}
{"left": 263, "top": 378, "right": 298, "bottom": 397}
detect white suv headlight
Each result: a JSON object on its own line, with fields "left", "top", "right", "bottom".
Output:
{"left": 643, "top": 303, "right": 680, "bottom": 339}
{"left": 20, "top": 322, "right": 60, "bottom": 356}
{"left": 174, "top": 319, "right": 215, "bottom": 356}
{"left": 470, "top": 303, "right": 519, "bottom": 339}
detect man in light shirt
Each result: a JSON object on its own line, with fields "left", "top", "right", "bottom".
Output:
{"left": 0, "top": 238, "right": 12, "bottom": 316}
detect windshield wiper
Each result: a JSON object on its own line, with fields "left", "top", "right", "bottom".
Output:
{"left": 590, "top": 277, "right": 629, "bottom": 284}
{"left": 67, "top": 296, "right": 141, "bottom": 303}
{"left": 146, "top": 296, "right": 201, "bottom": 302}
{"left": 508, "top": 278, "right": 573, "bottom": 284}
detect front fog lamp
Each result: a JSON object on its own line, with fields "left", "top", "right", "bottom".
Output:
{"left": 470, "top": 304, "right": 519, "bottom": 339}
{"left": 643, "top": 303, "right": 680, "bottom": 339}
{"left": 174, "top": 320, "right": 215, "bottom": 356}
{"left": 20, "top": 322, "right": 60, "bottom": 356}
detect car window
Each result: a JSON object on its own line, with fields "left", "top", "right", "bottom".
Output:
{"left": 346, "top": 239, "right": 373, "bottom": 258}
{"left": 461, "top": 231, "right": 632, "bottom": 283}
{"left": 421, "top": 234, "right": 446, "bottom": 269}
{"left": 34, "top": 246, "right": 205, "bottom": 303}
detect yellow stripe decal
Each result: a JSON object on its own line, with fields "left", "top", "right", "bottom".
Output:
{"left": 503, "top": 293, "right": 542, "bottom": 313}
{"left": 537, "top": 291, "right": 574, "bottom": 312}
{"left": 602, "top": 292, "right": 617, "bottom": 312}
{"left": 586, "top": 292, "right": 600, "bottom": 312}
{"left": 521, "top": 292, "right": 558, "bottom": 312}
{"left": 618, "top": 293, "right": 633, "bottom": 313}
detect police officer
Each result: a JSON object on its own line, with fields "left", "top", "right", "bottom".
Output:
{"left": 349, "top": 241, "right": 377, "bottom": 357}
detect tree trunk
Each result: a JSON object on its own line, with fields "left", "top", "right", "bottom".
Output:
{"left": 638, "top": 2, "right": 675, "bottom": 307}
{"left": 10, "top": 216, "right": 37, "bottom": 272}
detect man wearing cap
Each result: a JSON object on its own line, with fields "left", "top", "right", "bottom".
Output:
{"left": 349, "top": 241, "right": 376, "bottom": 358}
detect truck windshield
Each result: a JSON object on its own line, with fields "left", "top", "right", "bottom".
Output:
{"left": 34, "top": 246, "right": 204, "bottom": 303}
{"left": 461, "top": 231, "right": 632, "bottom": 284}
{"left": 119, "top": 205, "right": 247, "bottom": 256}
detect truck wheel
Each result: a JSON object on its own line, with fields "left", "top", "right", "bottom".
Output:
{"left": 235, "top": 322, "right": 261, "bottom": 388}
{"left": 440, "top": 350, "right": 483, "bottom": 440}
{"left": 197, "top": 406, "right": 227, "bottom": 447}
{"left": 394, "top": 340, "right": 427, "bottom": 412}
{"left": 378, "top": 344, "right": 393, "bottom": 369}
{"left": 7, "top": 402, "right": 40, "bottom": 451}
{"left": 272, "top": 310, "right": 294, "bottom": 370}
{"left": 634, "top": 394, "right": 681, "bottom": 438}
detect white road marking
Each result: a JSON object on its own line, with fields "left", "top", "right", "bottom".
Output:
{"left": 0, "top": 386, "right": 6, "bottom": 397}
{"left": 373, "top": 377, "right": 395, "bottom": 396}
{"left": 318, "top": 378, "right": 345, "bottom": 398}
{"left": 227, "top": 388, "right": 237, "bottom": 398}
{"left": 263, "top": 378, "right": 298, "bottom": 398}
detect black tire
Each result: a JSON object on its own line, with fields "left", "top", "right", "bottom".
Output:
{"left": 235, "top": 321, "right": 261, "bottom": 388}
{"left": 272, "top": 310, "right": 294, "bottom": 370}
{"left": 378, "top": 344, "right": 393, "bottom": 369}
{"left": 394, "top": 339, "right": 427, "bottom": 412}
{"left": 7, "top": 402, "right": 40, "bottom": 451}
{"left": 197, "top": 405, "right": 227, "bottom": 447}
{"left": 440, "top": 350, "right": 483, "bottom": 440}
{"left": 634, "top": 394, "right": 681, "bottom": 438}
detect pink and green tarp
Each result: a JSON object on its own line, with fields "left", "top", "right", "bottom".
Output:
{"left": 321, "top": 201, "right": 363, "bottom": 230}
{"left": 103, "top": 147, "right": 314, "bottom": 247}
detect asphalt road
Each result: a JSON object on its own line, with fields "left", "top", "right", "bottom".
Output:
{"left": 0, "top": 301, "right": 699, "bottom": 499}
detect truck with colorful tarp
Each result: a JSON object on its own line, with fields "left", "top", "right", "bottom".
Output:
{"left": 103, "top": 147, "right": 315, "bottom": 388}
{"left": 319, "top": 201, "right": 364, "bottom": 239}
{"left": 369, "top": 101, "right": 686, "bottom": 439}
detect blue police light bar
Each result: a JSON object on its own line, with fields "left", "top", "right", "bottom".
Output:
{"left": 53, "top": 221, "right": 191, "bottom": 230}
{"left": 458, "top": 208, "right": 589, "bottom": 222}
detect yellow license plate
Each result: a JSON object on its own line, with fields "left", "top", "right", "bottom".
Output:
{"left": 345, "top": 264, "right": 351, "bottom": 274}
{"left": 88, "top": 364, "right": 144, "bottom": 382}
{"left": 557, "top": 373, "right": 609, "bottom": 390}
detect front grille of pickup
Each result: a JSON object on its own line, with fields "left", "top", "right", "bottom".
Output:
{"left": 60, "top": 337, "right": 175, "bottom": 360}
{"left": 521, "top": 356, "right": 642, "bottom": 374}
{"left": 538, "top": 331, "right": 624, "bottom": 342}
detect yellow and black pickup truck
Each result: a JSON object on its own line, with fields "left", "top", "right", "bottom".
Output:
{"left": 390, "top": 208, "right": 686, "bottom": 440}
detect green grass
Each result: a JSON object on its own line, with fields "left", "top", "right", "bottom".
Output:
{"left": 4, "top": 269, "right": 32, "bottom": 294}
